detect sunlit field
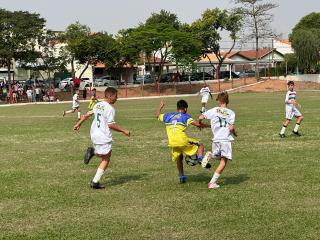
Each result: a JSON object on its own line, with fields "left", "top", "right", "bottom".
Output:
{"left": 1, "top": 91, "right": 320, "bottom": 240}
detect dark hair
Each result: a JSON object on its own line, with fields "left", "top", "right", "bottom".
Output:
{"left": 92, "top": 88, "right": 96, "bottom": 91}
{"left": 104, "top": 87, "right": 117, "bottom": 97}
{"left": 287, "top": 80, "right": 294, "bottom": 86}
{"left": 216, "top": 91, "right": 229, "bottom": 105}
{"left": 177, "top": 99, "right": 188, "bottom": 109}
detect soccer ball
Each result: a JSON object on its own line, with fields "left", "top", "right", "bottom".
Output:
{"left": 185, "top": 155, "right": 200, "bottom": 166}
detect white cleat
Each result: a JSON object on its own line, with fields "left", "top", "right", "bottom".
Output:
{"left": 201, "top": 151, "right": 212, "bottom": 168}
{"left": 208, "top": 182, "right": 220, "bottom": 189}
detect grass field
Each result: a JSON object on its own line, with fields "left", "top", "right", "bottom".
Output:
{"left": 1, "top": 91, "right": 320, "bottom": 240}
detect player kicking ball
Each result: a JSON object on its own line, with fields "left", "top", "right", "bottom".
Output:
{"left": 74, "top": 87, "right": 130, "bottom": 189}
{"left": 199, "top": 91, "right": 237, "bottom": 189}
{"left": 156, "top": 99, "right": 211, "bottom": 184}
{"left": 63, "top": 89, "right": 81, "bottom": 120}
{"left": 279, "top": 80, "right": 304, "bottom": 138}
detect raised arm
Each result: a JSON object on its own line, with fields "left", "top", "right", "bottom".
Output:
{"left": 155, "top": 100, "right": 165, "bottom": 118}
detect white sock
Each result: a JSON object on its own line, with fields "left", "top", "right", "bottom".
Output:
{"left": 92, "top": 168, "right": 105, "bottom": 183}
{"left": 210, "top": 172, "right": 221, "bottom": 184}
{"left": 280, "top": 126, "right": 286, "bottom": 134}
{"left": 77, "top": 111, "right": 81, "bottom": 119}
{"left": 201, "top": 107, "right": 205, "bottom": 112}
{"left": 294, "top": 123, "right": 300, "bottom": 132}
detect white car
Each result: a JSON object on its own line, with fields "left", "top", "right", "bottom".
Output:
{"left": 58, "top": 78, "right": 73, "bottom": 89}
{"left": 79, "top": 78, "right": 92, "bottom": 90}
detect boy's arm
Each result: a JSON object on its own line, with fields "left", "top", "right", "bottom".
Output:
{"left": 194, "top": 114, "right": 211, "bottom": 128}
{"left": 74, "top": 111, "right": 93, "bottom": 131}
{"left": 229, "top": 124, "right": 237, "bottom": 137}
{"left": 155, "top": 100, "right": 165, "bottom": 118}
{"left": 108, "top": 123, "right": 130, "bottom": 136}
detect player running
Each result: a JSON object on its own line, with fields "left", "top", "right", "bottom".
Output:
{"left": 63, "top": 89, "right": 81, "bottom": 120}
{"left": 74, "top": 87, "right": 130, "bottom": 189}
{"left": 279, "top": 80, "right": 304, "bottom": 138}
{"left": 199, "top": 91, "right": 237, "bottom": 189}
{"left": 156, "top": 99, "right": 211, "bottom": 184}
{"left": 199, "top": 84, "right": 213, "bottom": 113}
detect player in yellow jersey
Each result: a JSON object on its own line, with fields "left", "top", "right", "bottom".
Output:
{"left": 88, "top": 88, "right": 98, "bottom": 110}
{"left": 156, "top": 99, "right": 211, "bottom": 183}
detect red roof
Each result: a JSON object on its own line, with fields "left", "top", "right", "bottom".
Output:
{"left": 233, "top": 48, "right": 274, "bottom": 60}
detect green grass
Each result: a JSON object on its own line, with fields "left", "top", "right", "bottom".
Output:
{"left": 1, "top": 91, "right": 320, "bottom": 240}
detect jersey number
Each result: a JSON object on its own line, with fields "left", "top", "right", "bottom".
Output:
{"left": 218, "top": 117, "right": 227, "bottom": 127}
{"left": 97, "top": 113, "right": 101, "bottom": 128}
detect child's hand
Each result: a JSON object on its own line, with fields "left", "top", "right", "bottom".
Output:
{"left": 159, "top": 100, "right": 165, "bottom": 109}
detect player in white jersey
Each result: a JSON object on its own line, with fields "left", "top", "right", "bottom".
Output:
{"left": 63, "top": 89, "right": 81, "bottom": 120}
{"left": 279, "top": 81, "right": 304, "bottom": 138}
{"left": 74, "top": 87, "right": 130, "bottom": 189}
{"left": 199, "top": 91, "right": 237, "bottom": 189}
{"left": 199, "top": 84, "right": 213, "bottom": 113}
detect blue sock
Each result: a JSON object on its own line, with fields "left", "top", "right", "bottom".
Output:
{"left": 197, "top": 155, "right": 203, "bottom": 160}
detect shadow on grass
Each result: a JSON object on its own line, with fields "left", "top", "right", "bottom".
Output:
{"left": 107, "top": 173, "right": 148, "bottom": 186}
{"left": 188, "top": 173, "right": 250, "bottom": 186}
{"left": 221, "top": 174, "right": 250, "bottom": 186}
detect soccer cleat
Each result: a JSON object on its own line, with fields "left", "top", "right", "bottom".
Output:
{"left": 179, "top": 175, "right": 186, "bottom": 184}
{"left": 208, "top": 182, "right": 220, "bottom": 189}
{"left": 90, "top": 181, "right": 105, "bottom": 189}
{"left": 205, "top": 163, "right": 211, "bottom": 169}
{"left": 292, "top": 131, "right": 301, "bottom": 137}
{"left": 201, "top": 151, "right": 212, "bottom": 168}
{"left": 279, "top": 133, "right": 285, "bottom": 138}
{"left": 62, "top": 111, "right": 66, "bottom": 117}
{"left": 84, "top": 147, "right": 95, "bottom": 164}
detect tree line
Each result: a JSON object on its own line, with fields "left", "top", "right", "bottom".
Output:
{"left": 0, "top": 1, "right": 319, "bottom": 83}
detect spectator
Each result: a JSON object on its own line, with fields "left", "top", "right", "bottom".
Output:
{"left": 26, "top": 88, "right": 33, "bottom": 102}
{"left": 82, "top": 87, "right": 87, "bottom": 99}
{"left": 35, "top": 86, "right": 41, "bottom": 102}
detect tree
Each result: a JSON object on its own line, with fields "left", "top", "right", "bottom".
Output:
{"left": 233, "top": 0, "right": 278, "bottom": 80}
{"left": 191, "top": 8, "right": 242, "bottom": 77}
{"left": 18, "top": 31, "right": 68, "bottom": 80}
{"left": 60, "top": 22, "right": 90, "bottom": 78}
{"left": 121, "top": 10, "right": 201, "bottom": 80}
{"left": 0, "top": 9, "right": 46, "bottom": 81}
{"left": 75, "top": 32, "right": 119, "bottom": 78}
{"left": 290, "top": 12, "right": 320, "bottom": 73}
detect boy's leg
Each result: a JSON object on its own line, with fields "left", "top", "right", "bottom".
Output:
{"left": 176, "top": 154, "right": 186, "bottom": 183}
{"left": 77, "top": 108, "right": 81, "bottom": 120}
{"left": 64, "top": 109, "right": 75, "bottom": 115}
{"left": 280, "top": 119, "right": 290, "bottom": 137}
{"left": 208, "top": 158, "right": 228, "bottom": 189}
{"left": 293, "top": 115, "right": 303, "bottom": 136}
{"left": 91, "top": 151, "right": 111, "bottom": 189}
{"left": 201, "top": 102, "right": 206, "bottom": 113}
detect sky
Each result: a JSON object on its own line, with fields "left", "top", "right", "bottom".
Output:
{"left": 0, "top": 0, "right": 319, "bottom": 39}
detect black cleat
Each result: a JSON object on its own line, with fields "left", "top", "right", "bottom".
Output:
{"left": 279, "top": 133, "right": 285, "bottom": 138}
{"left": 205, "top": 163, "right": 212, "bottom": 169}
{"left": 292, "top": 131, "right": 302, "bottom": 137}
{"left": 84, "top": 147, "right": 95, "bottom": 164}
{"left": 90, "top": 181, "right": 105, "bottom": 189}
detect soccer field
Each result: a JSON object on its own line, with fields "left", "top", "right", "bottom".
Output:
{"left": 1, "top": 91, "right": 320, "bottom": 240}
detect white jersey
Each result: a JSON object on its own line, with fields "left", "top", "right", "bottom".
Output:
{"left": 199, "top": 87, "right": 211, "bottom": 103}
{"left": 284, "top": 90, "right": 301, "bottom": 119}
{"left": 90, "top": 101, "right": 115, "bottom": 144}
{"left": 203, "top": 107, "right": 235, "bottom": 142}
{"left": 72, "top": 93, "right": 79, "bottom": 108}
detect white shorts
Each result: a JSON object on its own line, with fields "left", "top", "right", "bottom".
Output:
{"left": 286, "top": 106, "right": 302, "bottom": 120}
{"left": 201, "top": 95, "right": 209, "bottom": 103}
{"left": 93, "top": 143, "right": 112, "bottom": 155}
{"left": 72, "top": 105, "right": 80, "bottom": 110}
{"left": 212, "top": 142, "right": 232, "bottom": 160}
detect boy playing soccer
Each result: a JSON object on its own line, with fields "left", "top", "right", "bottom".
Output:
{"left": 199, "top": 84, "right": 213, "bottom": 113}
{"left": 88, "top": 88, "right": 98, "bottom": 110}
{"left": 279, "top": 80, "right": 304, "bottom": 138}
{"left": 199, "top": 91, "right": 237, "bottom": 189}
{"left": 74, "top": 87, "right": 130, "bottom": 189}
{"left": 63, "top": 89, "right": 81, "bottom": 120}
{"left": 156, "top": 99, "right": 210, "bottom": 184}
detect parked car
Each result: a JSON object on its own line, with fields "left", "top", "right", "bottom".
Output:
{"left": 94, "top": 75, "right": 120, "bottom": 86}
{"left": 59, "top": 77, "right": 73, "bottom": 89}
{"left": 218, "top": 71, "right": 240, "bottom": 79}
{"left": 134, "top": 75, "right": 154, "bottom": 84}
{"left": 79, "top": 78, "right": 92, "bottom": 90}
{"left": 94, "top": 78, "right": 109, "bottom": 87}
{"left": 181, "top": 72, "right": 213, "bottom": 81}
{"left": 239, "top": 69, "right": 256, "bottom": 78}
